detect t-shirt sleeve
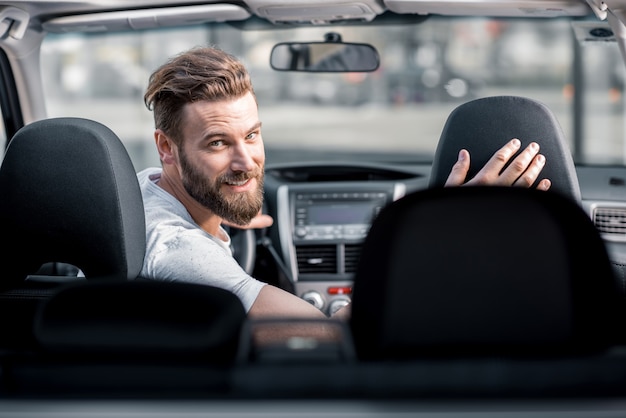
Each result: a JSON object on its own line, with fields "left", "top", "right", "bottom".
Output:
{"left": 142, "top": 225, "right": 266, "bottom": 312}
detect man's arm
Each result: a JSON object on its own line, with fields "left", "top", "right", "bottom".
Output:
{"left": 248, "top": 285, "right": 349, "bottom": 344}
{"left": 249, "top": 285, "right": 329, "bottom": 319}
{"left": 444, "top": 138, "right": 552, "bottom": 190}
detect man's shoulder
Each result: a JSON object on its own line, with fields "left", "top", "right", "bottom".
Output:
{"left": 137, "top": 167, "right": 164, "bottom": 201}
{"left": 138, "top": 168, "right": 190, "bottom": 225}
{"left": 137, "top": 167, "right": 162, "bottom": 185}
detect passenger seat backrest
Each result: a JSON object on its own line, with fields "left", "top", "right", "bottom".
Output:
{"left": 0, "top": 117, "right": 146, "bottom": 286}
{"left": 34, "top": 280, "right": 246, "bottom": 359}
{"left": 1, "top": 280, "right": 247, "bottom": 396}
{"left": 429, "top": 96, "right": 581, "bottom": 202}
{"left": 349, "top": 186, "right": 621, "bottom": 361}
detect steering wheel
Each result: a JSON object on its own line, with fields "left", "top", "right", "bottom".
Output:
{"left": 224, "top": 226, "right": 256, "bottom": 275}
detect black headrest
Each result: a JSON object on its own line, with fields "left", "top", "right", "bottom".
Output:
{"left": 34, "top": 280, "right": 246, "bottom": 360}
{"left": 350, "top": 186, "right": 620, "bottom": 360}
{"left": 0, "top": 117, "right": 145, "bottom": 286}
{"left": 429, "top": 96, "right": 581, "bottom": 202}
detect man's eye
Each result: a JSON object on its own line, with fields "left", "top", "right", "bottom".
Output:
{"left": 209, "top": 140, "right": 224, "bottom": 147}
{"left": 246, "top": 132, "right": 258, "bottom": 140}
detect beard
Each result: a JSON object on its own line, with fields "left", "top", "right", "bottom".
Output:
{"left": 179, "top": 150, "right": 264, "bottom": 226}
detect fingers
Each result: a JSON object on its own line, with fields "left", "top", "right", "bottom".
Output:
{"left": 504, "top": 142, "right": 551, "bottom": 190}
{"left": 499, "top": 141, "right": 543, "bottom": 186}
{"left": 465, "top": 138, "right": 523, "bottom": 186}
{"left": 444, "top": 149, "right": 471, "bottom": 187}
{"left": 223, "top": 212, "right": 274, "bottom": 229}
{"left": 536, "top": 178, "right": 552, "bottom": 191}
{"left": 510, "top": 153, "right": 545, "bottom": 187}
{"left": 244, "top": 213, "right": 274, "bottom": 229}
{"left": 450, "top": 138, "right": 551, "bottom": 190}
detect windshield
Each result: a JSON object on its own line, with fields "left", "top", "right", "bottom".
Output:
{"left": 40, "top": 16, "right": 625, "bottom": 170}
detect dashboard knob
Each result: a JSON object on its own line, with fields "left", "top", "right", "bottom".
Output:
{"left": 328, "top": 298, "right": 350, "bottom": 315}
{"left": 301, "top": 291, "right": 324, "bottom": 310}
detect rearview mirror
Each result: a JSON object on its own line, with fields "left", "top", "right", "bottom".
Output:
{"left": 270, "top": 36, "right": 379, "bottom": 72}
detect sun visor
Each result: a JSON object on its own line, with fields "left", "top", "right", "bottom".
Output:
{"left": 42, "top": 4, "right": 251, "bottom": 33}
{"left": 383, "top": 0, "right": 592, "bottom": 17}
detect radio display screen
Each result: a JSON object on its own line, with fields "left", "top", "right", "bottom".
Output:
{"left": 307, "top": 202, "right": 377, "bottom": 225}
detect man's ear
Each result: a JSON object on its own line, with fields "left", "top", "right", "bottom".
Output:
{"left": 155, "top": 129, "right": 177, "bottom": 165}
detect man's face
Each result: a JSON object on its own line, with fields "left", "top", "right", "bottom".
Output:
{"left": 177, "top": 92, "right": 265, "bottom": 226}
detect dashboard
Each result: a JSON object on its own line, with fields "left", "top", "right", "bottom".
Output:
{"left": 577, "top": 165, "right": 626, "bottom": 284}
{"left": 264, "top": 162, "right": 434, "bottom": 315}
{"left": 263, "top": 162, "right": 626, "bottom": 314}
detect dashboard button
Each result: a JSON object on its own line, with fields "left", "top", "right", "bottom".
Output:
{"left": 301, "top": 291, "right": 324, "bottom": 310}
{"left": 328, "top": 298, "right": 350, "bottom": 315}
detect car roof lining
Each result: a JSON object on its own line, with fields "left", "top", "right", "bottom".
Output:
{"left": 40, "top": 3, "right": 251, "bottom": 33}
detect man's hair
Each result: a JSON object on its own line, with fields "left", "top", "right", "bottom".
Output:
{"left": 144, "top": 46, "right": 255, "bottom": 145}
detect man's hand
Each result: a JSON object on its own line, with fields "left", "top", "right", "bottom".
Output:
{"left": 444, "top": 138, "right": 551, "bottom": 191}
{"left": 222, "top": 210, "right": 274, "bottom": 230}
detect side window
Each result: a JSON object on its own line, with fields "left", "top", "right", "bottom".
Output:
{"left": 578, "top": 37, "right": 626, "bottom": 164}
{"left": 0, "top": 48, "right": 23, "bottom": 161}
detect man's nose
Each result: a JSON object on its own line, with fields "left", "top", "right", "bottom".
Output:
{"left": 231, "top": 143, "right": 257, "bottom": 172}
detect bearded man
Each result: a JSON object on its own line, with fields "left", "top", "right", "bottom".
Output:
{"left": 138, "top": 46, "right": 550, "bottom": 331}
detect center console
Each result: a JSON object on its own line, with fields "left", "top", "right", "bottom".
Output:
{"left": 275, "top": 182, "right": 406, "bottom": 315}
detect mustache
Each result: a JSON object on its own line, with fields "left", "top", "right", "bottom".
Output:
{"left": 218, "top": 168, "right": 263, "bottom": 184}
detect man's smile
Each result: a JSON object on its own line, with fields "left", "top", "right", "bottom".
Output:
{"left": 223, "top": 177, "right": 255, "bottom": 192}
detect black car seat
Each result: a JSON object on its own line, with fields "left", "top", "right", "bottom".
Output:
{"left": 349, "top": 186, "right": 622, "bottom": 359}
{"left": 429, "top": 95, "right": 580, "bottom": 202}
{"left": 0, "top": 117, "right": 146, "bottom": 348}
{"left": 5, "top": 279, "right": 245, "bottom": 397}
{"left": 0, "top": 117, "right": 146, "bottom": 284}
{"left": 0, "top": 117, "right": 246, "bottom": 355}
{"left": 428, "top": 95, "right": 626, "bottom": 299}
{"left": 0, "top": 117, "right": 246, "bottom": 396}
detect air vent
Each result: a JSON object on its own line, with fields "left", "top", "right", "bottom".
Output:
{"left": 296, "top": 245, "right": 337, "bottom": 274}
{"left": 344, "top": 244, "right": 362, "bottom": 273}
{"left": 594, "top": 207, "right": 626, "bottom": 239}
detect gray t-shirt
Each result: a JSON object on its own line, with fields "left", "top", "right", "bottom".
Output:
{"left": 137, "top": 167, "right": 266, "bottom": 312}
